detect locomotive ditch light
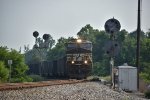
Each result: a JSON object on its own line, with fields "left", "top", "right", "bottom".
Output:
{"left": 84, "top": 60, "right": 88, "bottom": 64}
{"left": 77, "top": 39, "right": 82, "bottom": 43}
{"left": 71, "top": 61, "right": 75, "bottom": 64}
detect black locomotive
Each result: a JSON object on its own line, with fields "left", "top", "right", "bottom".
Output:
{"left": 66, "top": 39, "right": 92, "bottom": 79}
{"left": 28, "top": 39, "right": 92, "bottom": 79}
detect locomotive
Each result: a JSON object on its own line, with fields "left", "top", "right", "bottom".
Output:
{"left": 28, "top": 39, "right": 92, "bottom": 79}
{"left": 66, "top": 39, "right": 92, "bottom": 79}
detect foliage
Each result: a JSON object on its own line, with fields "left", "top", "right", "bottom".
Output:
{"left": 115, "top": 36, "right": 136, "bottom": 66}
{"left": 25, "top": 34, "right": 55, "bottom": 64}
{"left": 77, "top": 24, "right": 110, "bottom": 76}
{"left": 0, "top": 46, "right": 31, "bottom": 82}
{"left": 0, "top": 61, "right": 9, "bottom": 82}
{"left": 47, "top": 37, "right": 74, "bottom": 60}
{"left": 25, "top": 49, "right": 42, "bottom": 64}
{"left": 139, "top": 30, "right": 150, "bottom": 82}
{"left": 87, "top": 76, "right": 100, "bottom": 81}
{"left": 29, "top": 74, "right": 44, "bottom": 82}
{"left": 146, "top": 29, "right": 150, "bottom": 38}
{"left": 129, "top": 30, "right": 146, "bottom": 38}
{"left": 77, "top": 24, "right": 150, "bottom": 78}
{"left": 100, "top": 76, "right": 111, "bottom": 82}
{"left": 25, "top": 24, "right": 150, "bottom": 80}
{"left": 46, "top": 34, "right": 55, "bottom": 49}
{"left": 140, "top": 72, "right": 150, "bottom": 83}
{"left": 11, "top": 76, "right": 33, "bottom": 83}
{"left": 145, "top": 90, "right": 150, "bottom": 99}
{"left": 92, "top": 61, "right": 109, "bottom": 76}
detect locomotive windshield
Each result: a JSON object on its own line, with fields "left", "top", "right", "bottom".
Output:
{"left": 66, "top": 41, "right": 92, "bottom": 53}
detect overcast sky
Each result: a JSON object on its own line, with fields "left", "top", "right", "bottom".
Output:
{"left": 0, "top": 0, "right": 150, "bottom": 50}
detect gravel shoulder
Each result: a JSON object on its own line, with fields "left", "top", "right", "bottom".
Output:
{"left": 0, "top": 82, "right": 148, "bottom": 100}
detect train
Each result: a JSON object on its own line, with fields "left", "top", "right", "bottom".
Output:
{"left": 28, "top": 39, "right": 92, "bottom": 79}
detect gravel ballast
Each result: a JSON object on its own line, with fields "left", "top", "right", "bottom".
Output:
{"left": 0, "top": 82, "right": 148, "bottom": 100}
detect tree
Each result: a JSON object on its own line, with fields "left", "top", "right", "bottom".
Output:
{"left": 129, "top": 30, "right": 146, "bottom": 38}
{"left": 77, "top": 24, "right": 94, "bottom": 40}
{"left": 25, "top": 49, "right": 42, "bottom": 64}
{"left": 140, "top": 35, "right": 150, "bottom": 82}
{"left": 0, "top": 46, "right": 9, "bottom": 61}
{"left": 25, "top": 34, "right": 55, "bottom": 64}
{"left": 115, "top": 35, "right": 137, "bottom": 66}
{"left": 45, "top": 24, "right": 150, "bottom": 78}
{"left": 116, "top": 29, "right": 128, "bottom": 42}
{"left": 77, "top": 24, "right": 110, "bottom": 76}
{"left": 0, "top": 46, "right": 32, "bottom": 82}
{"left": 49, "top": 34, "right": 55, "bottom": 49}
{"left": 0, "top": 61, "right": 9, "bottom": 82}
{"left": 47, "top": 37, "right": 73, "bottom": 60}
{"left": 146, "top": 29, "right": 150, "bottom": 38}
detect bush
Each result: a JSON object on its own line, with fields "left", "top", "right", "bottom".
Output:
{"left": 0, "top": 47, "right": 32, "bottom": 83}
{"left": 0, "top": 61, "right": 9, "bottom": 82}
{"left": 145, "top": 91, "right": 150, "bottom": 99}
{"left": 29, "top": 74, "right": 44, "bottom": 82}
{"left": 140, "top": 72, "right": 150, "bottom": 83}
{"left": 87, "top": 76, "right": 100, "bottom": 81}
{"left": 100, "top": 76, "right": 111, "bottom": 82}
{"left": 11, "top": 76, "right": 33, "bottom": 83}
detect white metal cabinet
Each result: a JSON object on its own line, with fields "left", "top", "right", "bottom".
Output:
{"left": 118, "top": 66, "right": 137, "bottom": 91}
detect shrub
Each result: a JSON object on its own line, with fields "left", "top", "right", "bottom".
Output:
{"left": 29, "top": 74, "right": 44, "bottom": 82}
{"left": 145, "top": 90, "right": 150, "bottom": 99}
{"left": 87, "top": 76, "right": 100, "bottom": 81}
{"left": 0, "top": 47, "right": 32, "bottom": 83}
{"left": 140, "top": 72, "right": 150, "bottom": 83}
{"left": 100, "top": 76, "right": 111, "bottom": 82}
{"left": 11, "top": 76, "right": 33, "bottom": 83}
{"left": 0, "top": 61, "right": 9, "bottom": 82}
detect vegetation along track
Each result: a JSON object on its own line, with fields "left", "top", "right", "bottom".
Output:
{"left": 0, "top": 79, "right": 87, "bottom": 91}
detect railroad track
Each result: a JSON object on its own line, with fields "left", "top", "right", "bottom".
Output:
{"left": 0, "top": 79, "right": 87, "bottom": 91}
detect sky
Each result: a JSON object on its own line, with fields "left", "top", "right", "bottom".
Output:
{"left": 0, "top": 0, "right": 150, "bottom": 50}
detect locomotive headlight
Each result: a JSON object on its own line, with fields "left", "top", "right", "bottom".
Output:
{"left": 77, "top": 39, "right": 82, "bottom": 43}
{"left": 84, "top": 60, "right": 88, "bottom": 64}
{"left": 71, "top": 61, "right": 75, "bottom": 64}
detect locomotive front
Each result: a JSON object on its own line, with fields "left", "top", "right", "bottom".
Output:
{"left": 66, "top": 39, "right": 92, "bottom": 79}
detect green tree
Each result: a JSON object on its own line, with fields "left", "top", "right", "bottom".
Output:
{"left": 0, "top": 46, "right": 9, "bottom": 61}
{"left": 146, "top": 29, "right": 150, "bottom": 38}
{"left": 0, "top": 46, "right": 32, "bottom": 82}
{"left": 45, "top": 24, "right": 150, "bottom": 78}
{"left": 0, "top": 61, "right": 9, "bottom": 82}
{"left": 77, "top": 24, "right": 110, "bottom": 76}
{"left": 25, "top": 49, "right": 41, "bottom": 64}
{"left": 77, "top": 24, "right": 93, "bottom": 40}
{"left": 140, "top": 34, "right": 150, "bottom": 82}
{"left": 115, "top": 36, "right": 137, "bottom": 66}
{"left": 25, "top": 34, "right": 55, "bottom": 64}
{"left": 47, "top": 34, "right": 55, "bottom": 49}
{"left": 47, "top": 37, "right": 74, "bottom": 60}
{"left": 116, "top": 29, "right": 128, "bottom": 42}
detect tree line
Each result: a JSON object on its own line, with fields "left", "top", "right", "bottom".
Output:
{"left": 0, "top": 47, "right": 32, "bottom": 83}
{"left": 0, "top": 24, "right": 150, "bottom": 83}
{"left": 46, "top": 24, "right": 150, "bottom": 82}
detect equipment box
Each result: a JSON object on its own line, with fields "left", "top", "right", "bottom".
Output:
{"left": 118, "top": 65, "right": 137, "bottom": 91}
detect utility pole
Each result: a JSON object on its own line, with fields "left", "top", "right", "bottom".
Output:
{"left": 8, "top": 60, "right": 12, "bottom": 83}
{"left": 136, "top": 0, "right": 141, "bottom": 90}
